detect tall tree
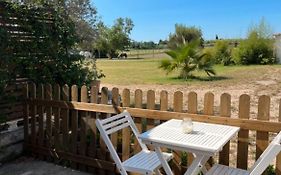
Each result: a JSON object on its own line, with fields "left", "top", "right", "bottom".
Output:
{"left": 168, "top": 24, "right": 203, "bottom": 49}
{"left": 95, "top": 18, "right": 134, "bottom": 58}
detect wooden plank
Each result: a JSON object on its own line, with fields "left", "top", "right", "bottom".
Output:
{"left": 122, "top": 88, "right": 131, "bottom": 161}
{"left": 204, "top": 92, "right": 215, "bottom": 168}
{"left": 61, "top": 85, "right": 69, "bottom": 151}
{"left": 26, "top": 99, "right": 281, "bottom": 132}
{"left": 53, "top": 84, "right": 61, "bottom": 152}
{"left": 146, "top": 90, "right": 155, "bottom": 130}
{"left": 173, "top": 91, "right": 184, "bottom": 174}
{"left": 187, "top": 91, "right": 197, "bottom": 166}
{"left": 37, "top": 84, "right": 44, "bottom": 151}
{"left": 80, "top": 85, "right": 88, "bottom": 170}
{"left": 219, "top": 93, "right": 231, "bottom": 165}
{"left": 70, "top": 85, "right": 78, "bottom": 169}
{"left": 277, "top": 99, "right": 281, "bottom": 175}
{"left": 256, "top": 95, "right": 270, "bottom": 161}
{"left": 45, "top": 84, "right": 52, "bottom": 157}
{"left": 30, "top": 83, "right": 36, "bottom": 146}
{"left": 134, "top": 89, "right": 143, "bottom": 154}
{"left": 99, "top": 87, "right": 109, "bottom": 175}
{"left": 111, "top": 87, "right": 119, "bottom": 150}
{"left": 237, "top": 94, "right": 250, "bottom": 170}
{"left": 23, "top": 83, "right": 29, "bottom": 149}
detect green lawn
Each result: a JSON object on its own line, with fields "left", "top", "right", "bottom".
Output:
{"left": 97, "top": 58, "right": 281, "bottom": 85}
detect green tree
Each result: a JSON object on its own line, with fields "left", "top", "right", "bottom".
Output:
{"left": 95, "top": 18, "right": 134, "bottom": 58}
{"left": 213, "top": 40, "right": 232, "bottom": 66}
{"left": 159, "top": 40, "right": 215, "bottom": 79}
{"left": 168, "top": 24, "right": 203, "bottom": 49}
{"left": 232, "top": 19, "right": 275, "bottom": 65}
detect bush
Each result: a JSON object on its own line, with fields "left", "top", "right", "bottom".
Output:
{"left": 232, "top": 19, "right": 275, "bottom": 65}
{"left": 213, "top": 40, "right": 233, "bottom": 66}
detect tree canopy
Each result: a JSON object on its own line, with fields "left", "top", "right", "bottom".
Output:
{"left": 168, "top": 24, "right": 203, "bottom": 49}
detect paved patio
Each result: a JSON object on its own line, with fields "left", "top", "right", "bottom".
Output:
{"left": 0, "top": 157, "right": 91, "bottom": 175}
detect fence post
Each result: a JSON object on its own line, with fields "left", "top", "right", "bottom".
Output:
{"left": 23, "top": 83, "right": 29, "bottom": 149}
{"left": 122, "top": 88, "right": 130, "bottom": 161}
{"left": 30, "top": 83, "right": 36, "bottom": 146}
{"left": 70, "top": 85, "right": 78, "bottom": 169}
{"left": 53, "top": 84, "right": 61, "bottom": 152}
{"left": 45, "top": 84, "right": 52, "bottom": 150}
{"left": 173, "top": 91, "right": 184, "bottom": 174}
{"left": 37, "top": 84, "right": 44, "bottom": 157}
{"left": 62, "top": 85, "right": 69, "bottom": 150}
{"left": 111, "top": 87, "right": 119, "bottom": 150}
{"left": 187, "top": 91, "right": 197, "bottom": 165}
{"left": 237, "top": 94, "right": 250, "bottom": 170}
{"left": 134, "top": 89, "right": 143, "bottom": 154}
{"left": 256, "top": 95, "right": 270, "bottom": 161}
{"left": 219, "top": 93, "right": 231, "bottom": 165}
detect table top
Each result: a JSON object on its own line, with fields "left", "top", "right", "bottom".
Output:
{"left": 139, "top": 119, "right": 240, "bottom": 153}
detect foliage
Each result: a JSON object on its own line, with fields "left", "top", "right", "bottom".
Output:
{"left": 15, "top": 0, "right": 99, "bottom": 51}
{"left": 159, "top": 40, "right": 216, "bottom": 79}
{"left": 213, "top": 40, "right": 233, "bottom": 66}
{"left": 94, "top": 18, "right": 134, "bottom": 58}
{"left": 0, "top": 1, "right": 103, "bottom": 87}
{"left": 232, "top": 19, "right": 275, "bottom": 65}
{"left": 168, "top": 24, "right": 203, "bottom": 49}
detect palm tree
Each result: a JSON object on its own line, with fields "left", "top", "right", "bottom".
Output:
{"left": 159, "top": 40, "right": 215, "bottom": 79}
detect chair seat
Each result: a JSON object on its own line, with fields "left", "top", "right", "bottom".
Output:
{"left": 206, "top": 164, "right": 250, "bottom": 175}
{"left": 122, "top": 150, "right": 173, "bottom": 174}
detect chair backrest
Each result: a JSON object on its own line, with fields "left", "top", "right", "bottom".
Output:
{"left": 249, "top": 131, "right": 281, "bottom": 175}
{"left": 95, "top": 110, "right": 148, "bottom": 175}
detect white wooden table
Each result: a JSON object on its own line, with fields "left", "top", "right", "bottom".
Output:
{"left": 139, "top": 119, "right": 240, "bottom": 175}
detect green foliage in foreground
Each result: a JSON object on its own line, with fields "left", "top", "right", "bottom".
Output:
{"left": 159, "top": 40, "right": 216, "bottom": 79}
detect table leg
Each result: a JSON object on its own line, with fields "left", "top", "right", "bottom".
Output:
{"left": 155, "top": 147, "right": 174, "bottom": 175}
{"left": 184, "top": 154, "right": 210, "bottom": 175}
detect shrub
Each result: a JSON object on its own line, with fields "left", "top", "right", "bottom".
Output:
{"left": 232, "top": 19, "right": 275, "bottom": 65}
{"left": 213, "top": 40, "right": 233, "bottom": 66}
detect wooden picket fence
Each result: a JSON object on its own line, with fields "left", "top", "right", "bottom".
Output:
{"left": 24, "top": 83, "right": 281, "bottom": 174}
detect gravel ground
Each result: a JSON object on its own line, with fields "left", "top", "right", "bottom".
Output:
{"left": 0, "top": 157, "right": 91, "bottom": 175}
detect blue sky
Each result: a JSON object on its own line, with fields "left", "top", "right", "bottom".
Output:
{"left": 93, "top": 0, "right": 281, "bottom": 42}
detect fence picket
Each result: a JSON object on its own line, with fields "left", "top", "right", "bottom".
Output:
{"left": 256, "top": 95, "right": 270, "bottom": 162}
{"left": 122, "top": 89, "right": 131, "bottom": 161}
{"left": 45, "top": 84, "right": 52, "bottom": 157}
{"left": 111, "top": 87, "right": 119, "bottom": 150}
{"left": 62, "top": 85, "right": 69, "bottom": 151}
{"left": 277, "top": 99, "right": 281, "bottom": 175}
{"left": 30, "top": 83, "right": 36, "bottom": 146}
{"left": 146, "top": 90, "right": 155, "bottom": 130}
{"left": 53, "top": 84, "right": 61, "bottom": 152}
{"left": 219, "top": 93, "right": 231, "bottom": 165}
{"left": 187, "top": 92, "right": 197, "bottom": 165}
{"left": 23, "top": 83, "right": 29, "bottom": 148}
{"left": 88, "top": 85, "right": 99, "bottom": 174}
{"left": 99, "top": 87, "right": 109, "bottom": 175}
{"left": 80, "top": 85, "right": 88, "bottom": 170}
{"left": 134, "top": 89, "right": 143, "bottom": 154}
{"left": 204, "top": 92, "right": 215, "bottom": 168}
{"left": 70, "top": 85, "right": 78, "bottom": 169}
{"left": 237, "top": 94, "right": 250, "bottom": 170}
{"left": 37, "top": 84, "right": 44, "bottom": 156}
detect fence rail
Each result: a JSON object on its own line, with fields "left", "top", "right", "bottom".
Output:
{"left": 24, "top": 83, "right": 281, "bottom": 174}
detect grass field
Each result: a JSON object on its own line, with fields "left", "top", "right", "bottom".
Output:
{"left": 97, "top": 58, "right": 281, "bottom": 85}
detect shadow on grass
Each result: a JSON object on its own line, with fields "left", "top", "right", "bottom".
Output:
{"left": 169, "top": 75, "right": 230, "bottom": 82}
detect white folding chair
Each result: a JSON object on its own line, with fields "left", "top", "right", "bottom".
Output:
{"left": 96, "top": 110, "right": 173, "bottom": 175}
{"left": 206, "top": 131, "right": 281, "bottom": 175}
